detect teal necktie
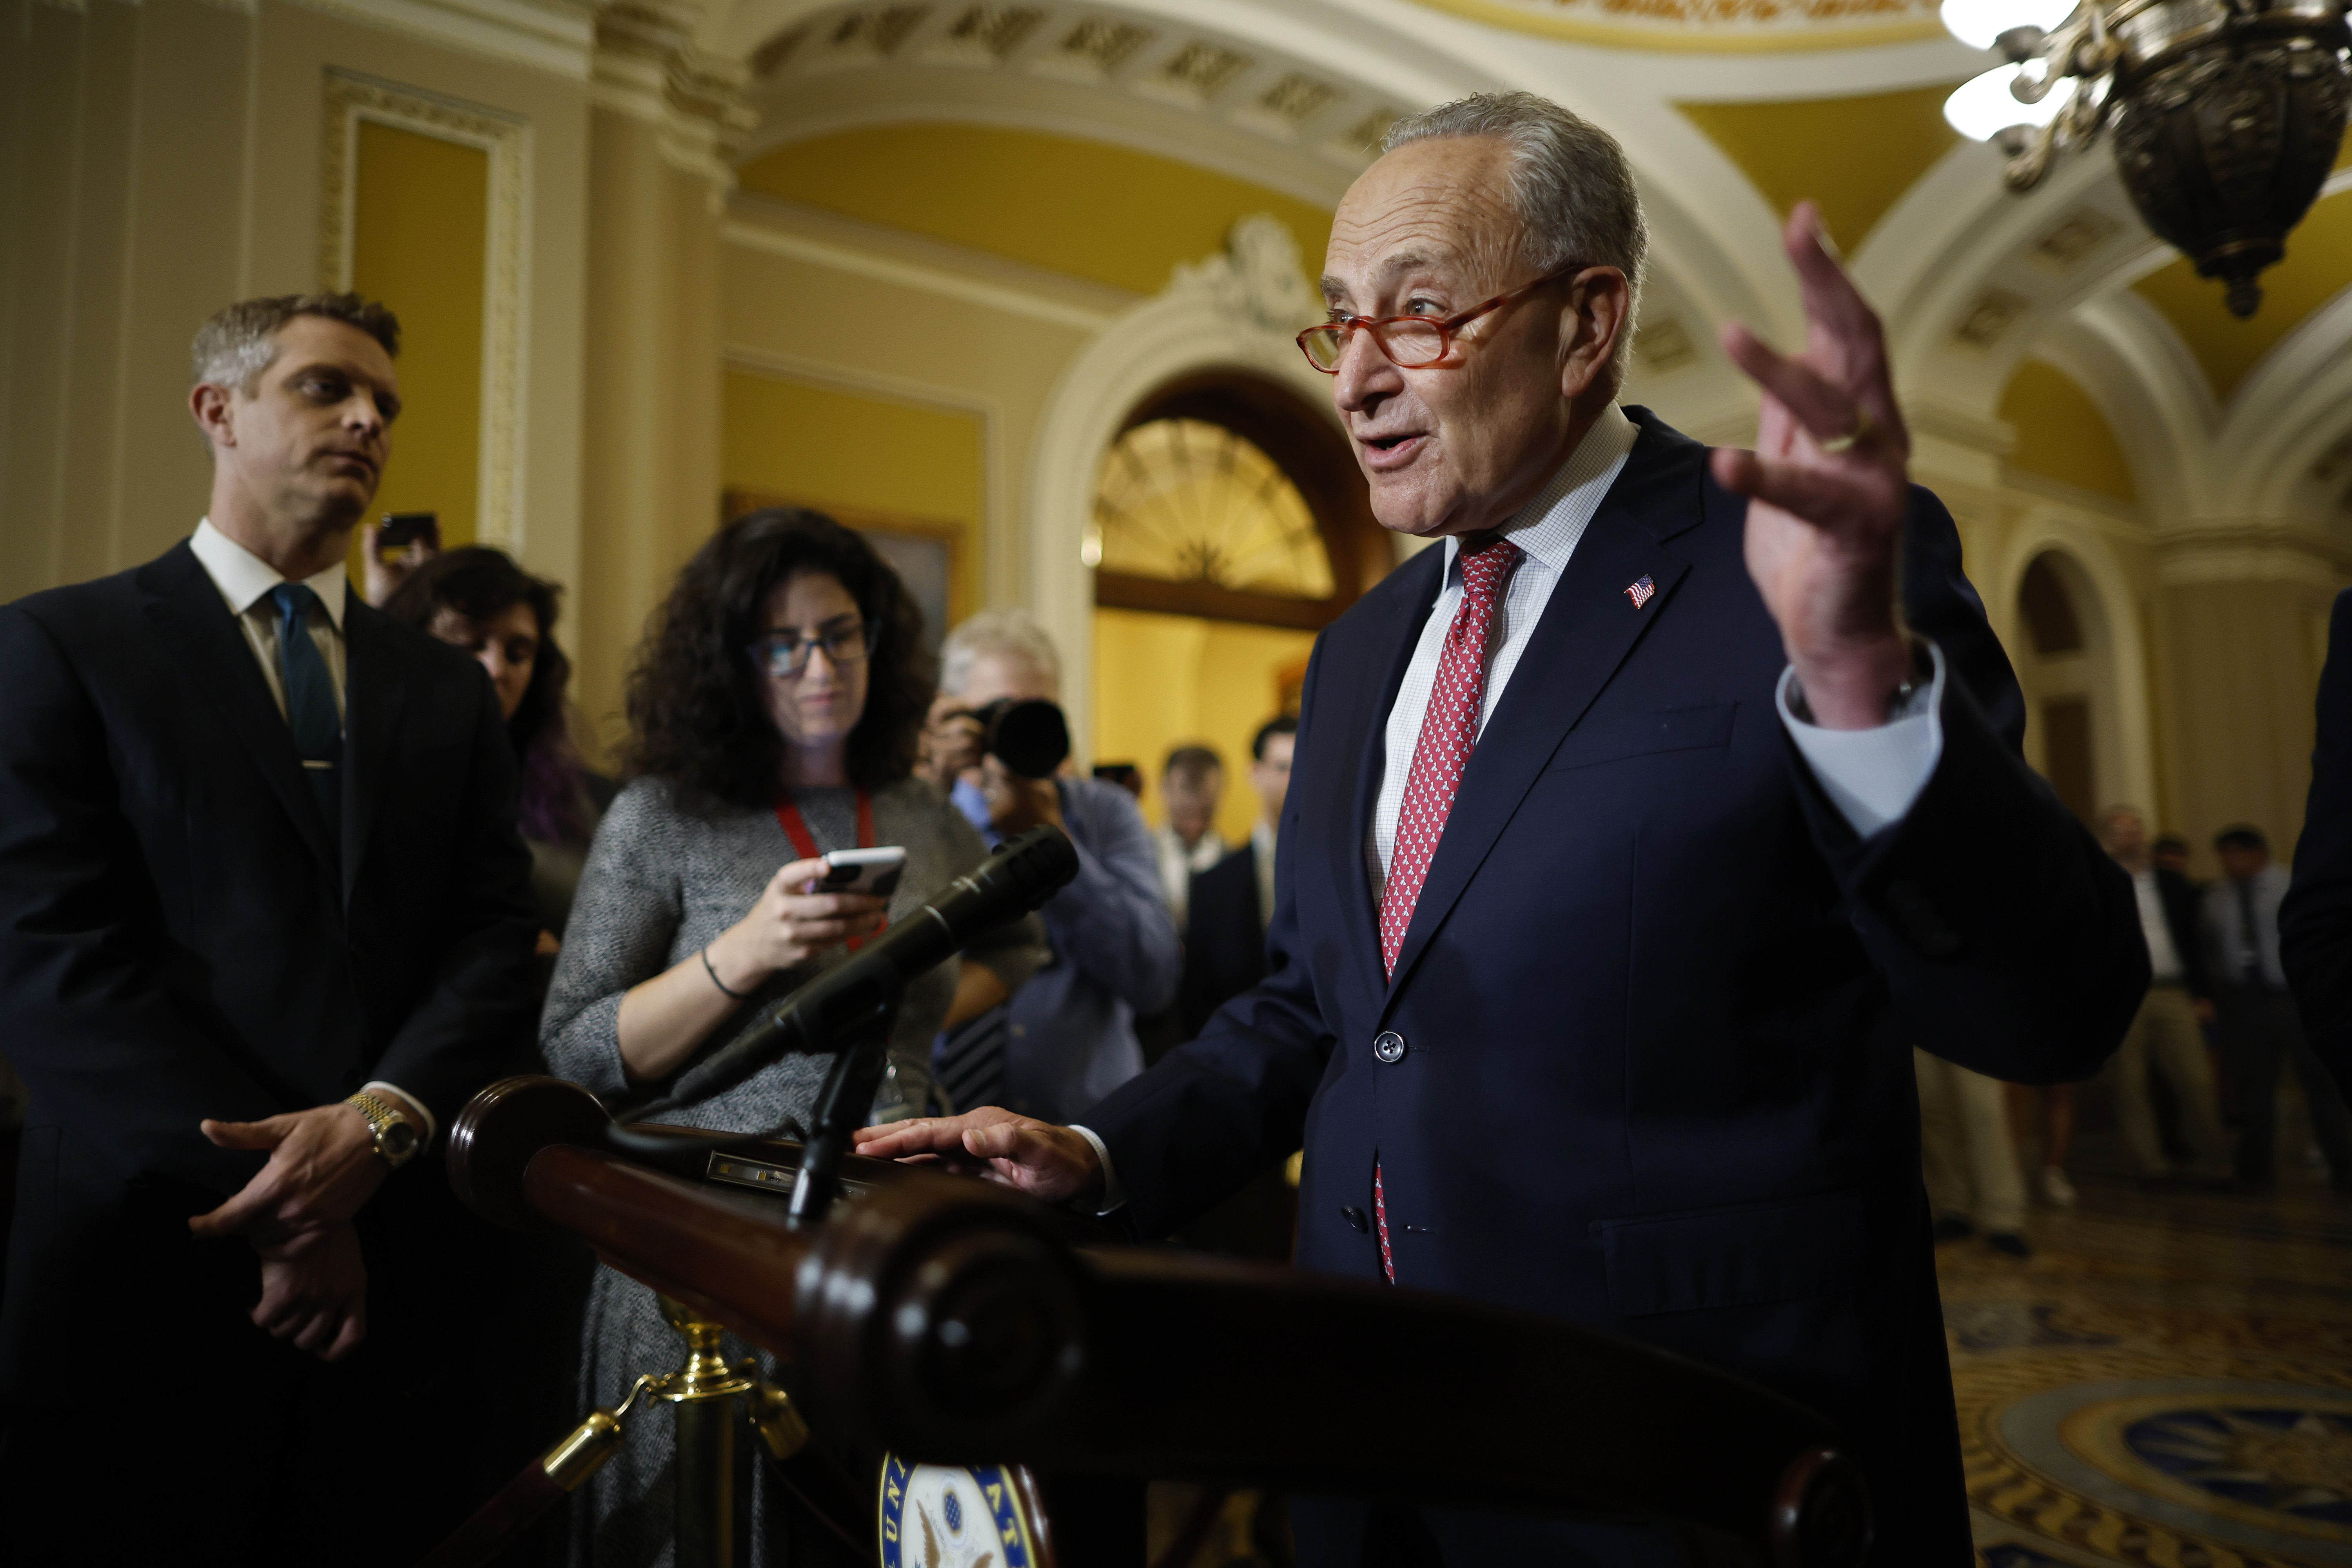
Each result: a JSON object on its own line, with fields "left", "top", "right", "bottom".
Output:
{"left": 271, "top": 583, "right": 342, "bottom": 846}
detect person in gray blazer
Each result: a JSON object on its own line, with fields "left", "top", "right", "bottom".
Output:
{"left": 541, "top": 509, "right": 1045, "bottom": 1566}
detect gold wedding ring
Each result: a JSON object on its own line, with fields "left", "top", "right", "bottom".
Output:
{"left": 1820, "top": 410, "right": 1875, "bottom": 454}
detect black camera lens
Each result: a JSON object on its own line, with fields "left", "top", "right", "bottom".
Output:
{"left": 975, "top": 698, "right": 1071, "bottom": 780}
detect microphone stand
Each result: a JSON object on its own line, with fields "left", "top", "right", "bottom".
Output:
{"left": 786, "top": 1004, "right": 897, "bottom": 1227}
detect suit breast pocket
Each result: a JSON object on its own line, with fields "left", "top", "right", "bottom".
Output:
{"left": 1545, "top": 702, "right": 1738, "bottom": 775}
{"left": 1596, "top": 1189, "right": 1865, "bottom": 1316}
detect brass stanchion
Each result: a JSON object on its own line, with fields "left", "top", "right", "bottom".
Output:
{"left": 416, "top": 1298, "right": 811, "bottom": 1568}
{"left": 657, "top": 1296, "right": 758, "bottom": 1568}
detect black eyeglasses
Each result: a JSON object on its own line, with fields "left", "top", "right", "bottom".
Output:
{"left": 1296, "top": 262, "right": 1589, "bottom": 373}
{"left": 747, "top": 619, "right": 878, "bottom": 679}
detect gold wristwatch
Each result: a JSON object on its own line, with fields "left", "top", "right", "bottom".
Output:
{"left": 345, "top": 1089, "right": 422, "bottom": 1170}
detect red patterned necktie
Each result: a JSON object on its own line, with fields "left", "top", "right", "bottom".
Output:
{"left": 1372, "top": 534, "right": 1523, "bottom": 1283}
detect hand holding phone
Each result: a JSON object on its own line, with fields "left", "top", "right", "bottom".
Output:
{"left": 816, "top": 846, "right": 906, "bottom": 898}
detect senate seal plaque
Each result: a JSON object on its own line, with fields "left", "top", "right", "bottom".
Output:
{"left": 878, "top": 1455, "right": 1047, "bottom": 1568}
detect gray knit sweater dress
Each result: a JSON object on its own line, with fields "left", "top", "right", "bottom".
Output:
{"left": 541, "top": 773, "right": 1047, "bottom": 1568}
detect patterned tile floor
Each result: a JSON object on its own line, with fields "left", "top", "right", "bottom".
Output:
{"left": 1944, "top": 1147, "right": 2352, "bottom": 1568}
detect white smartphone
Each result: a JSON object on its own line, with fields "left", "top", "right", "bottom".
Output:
{"left": 817, "top": 845, "right": 906, "bottom": 898}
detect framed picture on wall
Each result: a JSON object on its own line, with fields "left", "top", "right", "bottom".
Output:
{"left": 721, "top": 490, "right": 971, "bottom": 655}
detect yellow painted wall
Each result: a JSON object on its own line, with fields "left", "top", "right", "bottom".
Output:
{"left": 2132, "top": 187, "right": 2352, "bottom": 406}
{"left": 737, "top": 125, "right": 1332, "bottom": 297}
{"left": 722, "top": 370, "right": 984, "bottom": 622}
{"left": 1675, "top": 83, "right": 1960, "bottom": 254}
{"left": 1094, "top": 607, "right": 1314, "bottom": 846}
{"left": 1997, "top": 360, "right": 2139, "bottom": 504}
{"left": 724, "top": 371, "right": 981, "bottom": 523}
{"left": 350, "top": 120, "right": 487, "bottom": 551}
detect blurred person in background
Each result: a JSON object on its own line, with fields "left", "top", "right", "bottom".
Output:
{"left": 383, "top": 546, "right": 607, "bottom": 947}
{"left": 1156, "top": 743, "right": 1229, "bottom": 923}
{"left": 2006, "top": 1080, "right": 2078, "bottom": 1209}
{"left": 1181, "top": 716, "right": 1297, "bottom": 1039}
{"left": 541, "top": 509, "right": 1043, "bottom": 1566}
{"left": 1916, "top": 1049, "right": 2032, "bottom": 1257}
{"left": 2207, "top": 824, "right": 2352, "bottom": 1192}
{"left": 2102, "top": 804, "right": 2229, "bottom": 1187}
{"left": 2154, "top": 832, "right": 2196, "bottom": 882}
{"left": 919, "top": 609, "right": 1180, "bottom": 1121}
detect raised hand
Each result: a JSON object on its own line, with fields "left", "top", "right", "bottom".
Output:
{"left": 853, "top": 1106, "right": 1103, "bottom": 1207}
{"left": 1710, "top": 201, "right": 1916, "bottom": 730}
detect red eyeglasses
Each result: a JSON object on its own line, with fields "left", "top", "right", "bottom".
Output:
{"left": 1295, "top": 262, "right": 1589, "bottom": 373}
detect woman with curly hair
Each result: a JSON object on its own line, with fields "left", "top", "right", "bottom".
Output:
{"left": 381, "top": 546, "right": 604, "bottom": 942}
{"left": 541, "top": 508, "right": 1045, "bottom": 1567}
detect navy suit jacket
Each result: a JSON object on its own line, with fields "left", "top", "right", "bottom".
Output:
{"left": 0, "top": 540, "right": 541, "bottom": 1401}
{"left": 1086, "top": 410, "right": 2146, "bottom": 1563}
{"left": 2283, "top": 585, "right": 2352, "bottom": 1093}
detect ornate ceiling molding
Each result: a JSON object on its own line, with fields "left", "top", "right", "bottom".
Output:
{"left": 733, "top": 0, "right": 1443, "bottom": 203}
{"left": 1394, "top": 0, "right": 1948, "bottom": 54}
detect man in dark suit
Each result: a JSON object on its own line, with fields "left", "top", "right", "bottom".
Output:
{"left": 0, "top": 294, "right": 539, "bottom": 1559}
{"left": 1180, "top": 715, "right": 1297, "bottom": 1038}
{"left": 861, "top": 93, "right": 2143, "bottom": 1565}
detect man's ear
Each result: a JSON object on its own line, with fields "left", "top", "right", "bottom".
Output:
{"left": 1559, "top": 269, "right": 1632, "bottom": 401}
{"left": 189, "top": 382, "right": 235, "bottom": 453}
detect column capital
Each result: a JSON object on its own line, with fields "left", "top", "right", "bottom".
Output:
{"left": 593, "top": 0, "right": 752, "bottom": 193}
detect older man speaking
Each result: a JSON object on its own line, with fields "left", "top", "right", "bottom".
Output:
{"left": 862, "top": 93, "right": 2144, "bottom": 1564}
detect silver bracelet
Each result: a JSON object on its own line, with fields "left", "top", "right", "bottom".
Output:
{"left": 701, "top": 944, "right": 749, "bottom": 1000}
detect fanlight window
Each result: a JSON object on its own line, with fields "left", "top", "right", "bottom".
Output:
{"left": 1089, "top": 419, "right": 1334, "bottom": 601}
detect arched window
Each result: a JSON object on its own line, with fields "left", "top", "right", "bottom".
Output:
{"left": 1091, "top": 419, "right": 1334, "bottom": 601}
{"left": 1090, "top": 373, "right": 1386, "bottom": 631}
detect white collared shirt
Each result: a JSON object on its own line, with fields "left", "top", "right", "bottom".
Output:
{"left": 188, "top": 518, "right": 350, "bottom": 725}
{"left": 184, "top": 519, "right": 434, "bottom": 1143}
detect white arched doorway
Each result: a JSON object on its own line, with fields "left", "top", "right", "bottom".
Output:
{"left": 1026, "top": 217, "right": 1342, "bottom": 760}
{"left": 2000, "top": 539, "right": 2154, "bottom": 822}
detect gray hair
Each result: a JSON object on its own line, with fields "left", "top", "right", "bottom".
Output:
{"left": 940, "top": 608, "right": 1062, "bottom": 697}
{"left": 1383, "top": 92, "right": 1648, "bottom": 331}
{"left": 190, "top": 292, "right": 401, "bottom": 396}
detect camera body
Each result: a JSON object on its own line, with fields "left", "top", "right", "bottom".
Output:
{"left": 960, "top": 697, "right": 1071, "bottom": 780}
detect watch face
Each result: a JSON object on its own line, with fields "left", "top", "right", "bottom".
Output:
{"left": 383, "top": 1120, "right": 420, "bottom": 1158}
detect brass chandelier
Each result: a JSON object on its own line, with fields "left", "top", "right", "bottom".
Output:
{"left": 1942, "top": 0, "right": 2351, "bottom": 316}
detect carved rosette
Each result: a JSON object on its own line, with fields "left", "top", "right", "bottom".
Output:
{"left": 2109, "top": 16, "right": 2350, "bottom": 318}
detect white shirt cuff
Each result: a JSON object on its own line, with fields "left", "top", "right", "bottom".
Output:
{"left": 365, "top": 1081, "right": 437, "bottom": 1147}
{"left": 1066, "top": 1124, "right": 1125, "bottom": 1215}
{"left": 1776, "top": 641, "right": 1945, "bottom": 840}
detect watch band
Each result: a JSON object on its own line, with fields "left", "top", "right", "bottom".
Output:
{"left": 345, "top": 1089, "right": 422, "bottom": 1170}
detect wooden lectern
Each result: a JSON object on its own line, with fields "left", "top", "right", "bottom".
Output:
{"left": 446, "top": 1075, "right": 1872, "bottom": 1568}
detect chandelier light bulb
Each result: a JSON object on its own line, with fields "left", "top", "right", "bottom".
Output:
{"left": 1944, "top": 64, "right": 2074, "bottom": 142}
{"left": 1938, "top": 0, "right": 2080, "bottom": 51}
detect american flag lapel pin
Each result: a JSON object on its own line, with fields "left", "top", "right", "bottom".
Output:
{"left": 1625, "top": 575, "right": 1656, "bottom": 609}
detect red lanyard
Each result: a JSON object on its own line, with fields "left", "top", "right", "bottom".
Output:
{"left": 775, "top": 788, "right": 880, "bottom": 950}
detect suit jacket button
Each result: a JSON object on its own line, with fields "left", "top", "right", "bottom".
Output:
{"left": 1342, "top": 1206, "right": 1368, "bottom": 1232}
{"left": 1373, "top": 1031, "right": 1406, "bottom": 1064}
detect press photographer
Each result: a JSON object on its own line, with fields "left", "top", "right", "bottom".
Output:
{"left": 919, "top": 610, "right": 1180, "bottom": 1122}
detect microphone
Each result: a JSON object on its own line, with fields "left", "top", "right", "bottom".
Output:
{"left": 611, "top": 824, "right": 1079, "bottom": 1146}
